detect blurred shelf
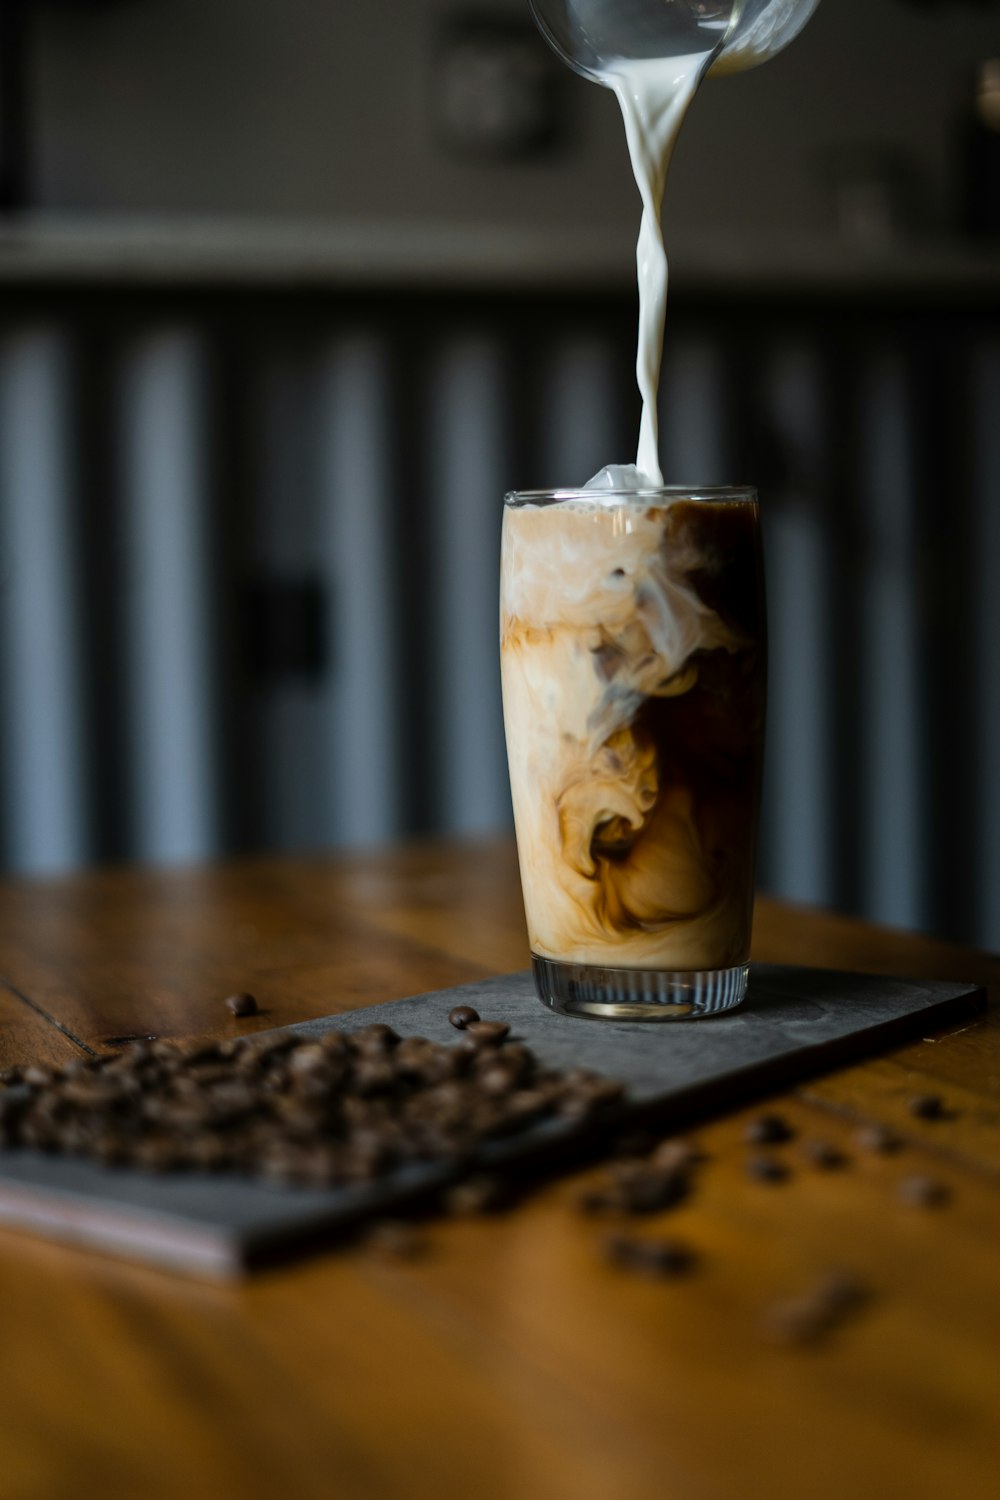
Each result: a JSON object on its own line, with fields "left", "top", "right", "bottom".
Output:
{"left": 0, "top": 215, "right": 998, "bottom": 304}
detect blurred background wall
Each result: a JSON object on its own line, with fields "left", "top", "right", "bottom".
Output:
{"left": 1, "top": 0, "right": 999, "bottom": 949}
{"left": 25, "top": 0, "right": 1000, "bottom": 235}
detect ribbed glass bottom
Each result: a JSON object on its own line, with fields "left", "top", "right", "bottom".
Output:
{"left": 532, "top": 955, "right": 749, "bottom": 1021}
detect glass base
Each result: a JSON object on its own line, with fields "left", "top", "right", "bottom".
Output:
{"left": 532, "top": 955, "right": 749, "bottom": 1021}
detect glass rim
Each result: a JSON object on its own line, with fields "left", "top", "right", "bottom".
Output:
{"left": 504, "top": 485, "right": 757, "bottom": 507}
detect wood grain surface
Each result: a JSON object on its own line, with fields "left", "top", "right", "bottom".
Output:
{"left": 0, "top": 839, "right": 998, "bottom": 1500}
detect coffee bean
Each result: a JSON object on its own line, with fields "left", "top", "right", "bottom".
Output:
{"left": 355, "top": 1023, "right": 400, "bottom": 1053}
{"left": 365, "top": 1219, "right": 427, "bottom": 1259}
{"left": 225, "top": 992, "right": 258, "bottom": 1018}
{"left": 21, "top": 1065, "right": 55, "bottom": 1090}
{"left": 1, "top": 1066, "right": 24, "bottom": 1088}
{"left": 746, "top": 1154, "right": 790, "bottom": 1184}
{"left": 465, "top": 1021, "right": 510, "bottom": 1046}
{"left": 814, "top": 1269, "right": 869, "bottom": 1316}
{"left": 604, "top": 1233, "right": 698, "bottom": 1278}
{"left": 801, "top": 1139, "right": 848, "bottom": 1170}
{"left": 626, "top": 1170, "right": 691, "bottom": 1214}
{"left": 478, "top": 1064, "right": 519, "bottom": 1097}
{"left": 577, "top": 1187, "right": 623, "bottom": 1215}
{"left": 763, "top": 1295, "right": 831, "bottom": 1347}
{"left": 582, "top": 1077, "right": 626, "bottom": 1109}
{"left": 612, "top": 1129, "right": 658, "bottom": 1158}
{"left": 763, "top": 1270, "right": 871, "bottom": 1347}
{"left": 319, "top": 1032, "right": 350, "bottom": 1058}
{"left": 855, "top": 1123, "right": 902, "bottom": 1154}
{"left": 448, "top": 1005, "right": 480, "bottom": 1030}
{"left": 60, "top": 1077, "right": 125, "bottom": 1110}
{"left": 908, "top": 1094, "right": 947, "bottom": 1121}
{"left": 650, "top": 1140, "right": 704, "bottom": 1173}
{"left": 898, "top": 1174, "right": 951, "bottom": 1208}
{"left": 558, "top": 1074, "right": 625, "bottom": 1121}
{"left": 354, "top": 1059, "right": 398, "bottom": 1097}
{"left": 503, "top": 1089, "right": 550, "bottom": 1126}
{"left": 445, "top": 1174, "right": 507, "bottom": 1216}
{"left": 245, "top": 1033, "right": 297, "bottom": 1061}
{"left": 287, "top": 1044, "right": 331, "bottom": 1077}
{"left": 743, "top": 1113, "right": 794, "bottom": 1146}
{"left": 583, "top": 1157, "right": 693, "bottom": 1216}
{"left": 131, "top": 1137, "right": 185, "bottom": 1173}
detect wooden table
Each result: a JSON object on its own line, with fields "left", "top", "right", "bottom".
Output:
{"left": 1, "top": 839, "right": 998, "bottom": 1500}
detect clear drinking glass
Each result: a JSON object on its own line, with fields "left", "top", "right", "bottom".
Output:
{"left": 500, "top": 485, "right": 766, "bottom": 1020}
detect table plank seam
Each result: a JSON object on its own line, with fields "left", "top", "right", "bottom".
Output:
{"left": 0, "top": 976, "right": 100, "bottom": 1059}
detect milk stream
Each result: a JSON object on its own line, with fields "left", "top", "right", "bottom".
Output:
{"left": 605, "top": 53, "right": 711, "bottom": 486}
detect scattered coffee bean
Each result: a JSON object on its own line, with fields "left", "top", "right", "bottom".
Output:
{"left": 0, "top": 1066, "right": 23, "bottom": 1088}
{"left": 604, "top": 1232, "right": 698, "bottom": 1278}
{"left": 801, "top": 1139, "right": 848, "bottom": 1170}
{"left": 365, "top": 1219, "right": 428, "bottom": 1260}
{"left": 855, "top": 1122, "right": 902, "bottom": 1154}
{"left": 613, "top": 1129, "right": 658, "bottom": 1158}
{"left": 908, "top": 1094, "right": 946, "bottom": 1121}
{"left": 898, "top": 1174, "right": 951, "bottom": 1208}
{"left": 448, "top": 1005, "right": 480, "bottom": 1030}
{"left": 746, "top": 1154, "right": 790, "bottom": 1184}
{"left": 225, "top": 992, "right": 259, "bottom": 1018}
{"left": 743, "top": 1113, "right": 794, "bottom": 1146}
{"left": 578, "top": 1187, "right": 622, "bottom": 1215}
{"left": 764, "top": 1270, "right": 871, "bottom": 1348}
{"left": 578, "top": 1150, "right": 696, "bottom": 1216}
{"left": 464, "top": 1021, "right": 510, "bottom": 1046}
{"left": 21, "top": 1065, "right": 55, "bottom": 1089}
{"left": 650, "top": 1140, "right": 705, "bottom": 1172}
{"left": 815, "top": 1269, "right": 870, "bottom": 1316}
{"left": 445, "top": 1174, "right": 507, "bottom": 1216}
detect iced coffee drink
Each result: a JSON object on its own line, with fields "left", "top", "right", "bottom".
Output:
{"left": 500, "top": 485, "right": 765, "bottom": 1019}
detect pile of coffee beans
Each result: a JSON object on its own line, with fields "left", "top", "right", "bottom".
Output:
{"left": 0, "top": 1022, "right": 624, "bottom": 1188}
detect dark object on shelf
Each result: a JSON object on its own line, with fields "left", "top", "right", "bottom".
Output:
{"left": 244, "top": 578, "right": 327, "bottom": 683}
{"left": 0, "top": 0, "right": 29, "bottom": 210}
{"left": 959, "top": 60, "right": 1000, "bottom": 238}
{"left": 431, "top": 13, "right": 562, "bottom": 160}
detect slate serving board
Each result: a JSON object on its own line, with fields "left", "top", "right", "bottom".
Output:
{"left": 0, "top": 965, "right": 985, "bottom": 1278}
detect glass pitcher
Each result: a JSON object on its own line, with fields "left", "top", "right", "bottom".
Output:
{"left": 529, "top": 0, "right": 821, "bottom": 80}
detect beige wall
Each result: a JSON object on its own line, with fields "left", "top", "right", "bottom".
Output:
{"left": 32, "top": 0, "right": 1000, "bottom": 236}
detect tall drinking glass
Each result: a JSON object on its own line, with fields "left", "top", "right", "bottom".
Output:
{"left": 500, "top": 486, "right": 766, "bottom": 1020}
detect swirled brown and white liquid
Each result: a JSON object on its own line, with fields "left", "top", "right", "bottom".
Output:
{"left": 501, "top": 490, "right": 765, "bottom": 1018}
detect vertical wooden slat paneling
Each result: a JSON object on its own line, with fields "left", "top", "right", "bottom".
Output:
{"left": 428, "top": 336, "right": 510, "bottom": 836}
{"left": 0, "top": 329, "right": 88, "bottom": 871}
{"left": 660, "top": 338, "right": 733, "bottom": 484}
{"left": 319, "top": 335, "right": 402, "bottom": 846}
{"left": 857, "top": 351, "right": 926, "bottom": 930}
{"left": 756, "top": 345, "right": 835, "bottom": 906}
{"left": 118, "top": 330, "right": 219, "bottom": 863}
{"left": 247, "top": 347, "right": 329, "bottom": 852}
{"left": 973, "top": 342, "right": 1000, "bottom": 950}
{"left": 541, "top": 337, "right": 620, "bottom": 485}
